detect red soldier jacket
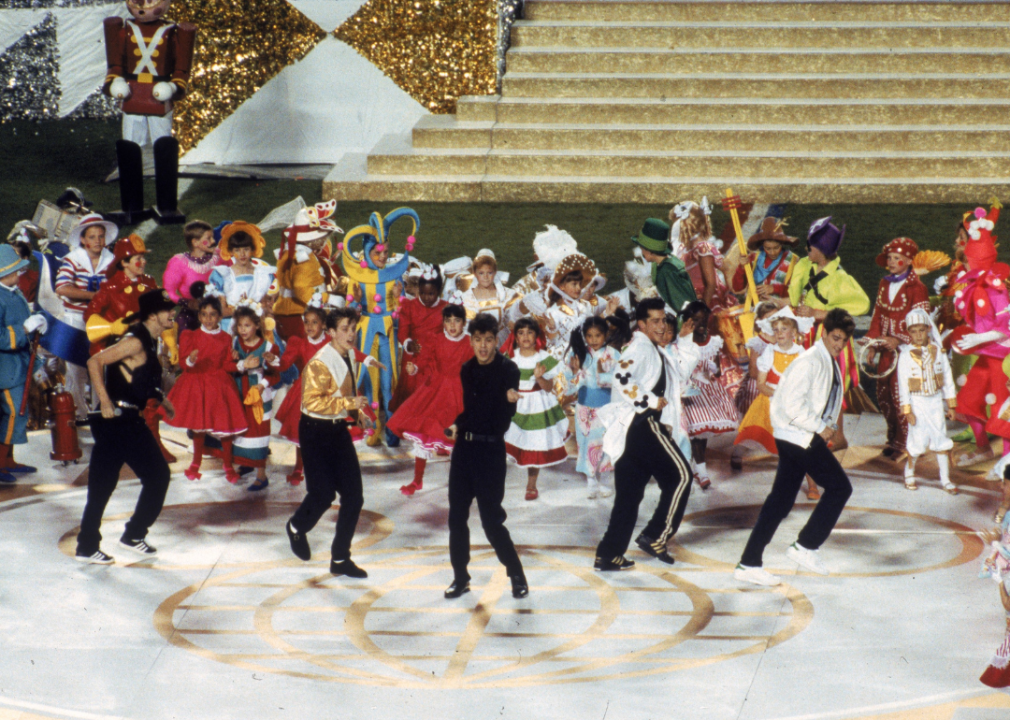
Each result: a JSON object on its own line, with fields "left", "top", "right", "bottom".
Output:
{"left": 103, "top": 17, "right": 196, "bottom": 116}
{"left": 866, "top": 272, "right": 930, "bottom": 344}
{"left": 84, "top": 270, "right": 160, "bottom": 354}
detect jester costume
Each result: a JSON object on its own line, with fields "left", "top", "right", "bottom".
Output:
{"left": 339, "top": 208, "right": 418, "bottom": 447}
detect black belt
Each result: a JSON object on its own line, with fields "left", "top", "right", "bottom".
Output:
{"left": 461, "top": 431, "right": 500, "bottom": 443}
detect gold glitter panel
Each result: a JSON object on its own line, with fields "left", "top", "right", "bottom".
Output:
{"left": 336, "top": 0, "right": 498, "bottom": 114}
{"left": 168, "top": 0, "right": 325, "bottom": 153}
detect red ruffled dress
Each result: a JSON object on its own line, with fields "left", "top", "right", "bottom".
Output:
{"left": 166, "top": 327, "right": 248, "bottom": 436}
{"left": 387, "top": 330, "right": 473, "bottom": 454}
{"left": 275, "top": 332, "right": 330, "bottom": 444}
{"left": 391, "top": 296, "right": 448, "bottom": 410}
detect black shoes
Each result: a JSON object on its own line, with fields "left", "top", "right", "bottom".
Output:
{"left": 510, "top": 575, "right": 529, "bottom": 599}
{"left": 330, "top": 558, "right": 367, "bottom": 578}
{"left": 635, "top": 534, "right": 675, "bottom": 565}
{"left": 75, "top": 549, "right": 114, "bottom": 565}
{"left": 119, "top": 537, "right": 157, "bottom": 557}
{"left": 594, "top": 555, "right": 635, "bottom": 571}
{"left": 286, "top": 521, "right": 311, "bottom": 561}
{"left": 444, "top": 579, "right": 471, "bottom": 599}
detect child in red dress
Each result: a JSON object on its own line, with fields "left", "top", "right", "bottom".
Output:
{"left": 166, "top": 296, "right": 248, "bottom": 481}
{"left": 275, "top": 305, "right": 330, "bottom": 485}
{"left": 392, "top": 265, "right": 448, "bottom": 410}
{"left": 388, "top": 303, "right": 473, "bottom": 496}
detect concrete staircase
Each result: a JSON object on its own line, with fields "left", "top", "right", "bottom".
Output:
{"left": 323, "top": 1, "right": 1010, "bottom": 203}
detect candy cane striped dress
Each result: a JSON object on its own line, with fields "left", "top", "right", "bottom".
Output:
{"left": 504, "top": 350, "right": 569, "bottom": 468}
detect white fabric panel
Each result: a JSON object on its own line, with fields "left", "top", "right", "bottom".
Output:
{"left": 286, "top": 0, "right": 365, "bottom": 32}
{"left": 55, "top": 5, "right": 130, "bottom": 117}
{"left": 0, "top": 10, "right": 43, "bottom": 55}
{"left": 182, "top": 36, "right": 427, "bottom": 166}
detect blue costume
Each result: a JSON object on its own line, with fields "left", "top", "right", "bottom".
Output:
{"left": 0, "top": 245, "right": 41, "bottom": 481}
{"left": 339, "top": 208, "right": 418, "bottom": 447}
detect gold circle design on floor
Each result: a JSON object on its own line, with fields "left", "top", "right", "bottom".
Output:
{"left": 153, "top": 544, "right": 812, "bottom": 688}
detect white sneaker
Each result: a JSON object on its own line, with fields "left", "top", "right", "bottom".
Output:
{"left": 587, "top": 477, "right": 599, "bottom": 499}
{"left": 786, "top": 542, "right": 829, "bottom": 575}
{"left": 734, "top": 564, "right": 781, "bottom": 586}
{"left": 599, "top": 485, "right": 613, "bottom": 498}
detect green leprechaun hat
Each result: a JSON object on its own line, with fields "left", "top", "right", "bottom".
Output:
{"left": 632, "top": 218, "right": 671, "bottom": 255}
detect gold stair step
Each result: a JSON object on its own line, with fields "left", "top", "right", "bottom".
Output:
{"left": 523, "top": 1, "right": 1010, "bottom": 24}
{"left": 324, "top": 171, "right": 1010, "bottom": 204}
{"left": 502, "top": 72, "right": 1010, "bottom": 100}
{"left": 413, "top": 120, "right": 1010, "bottom": 153}
{"left": 506, "top": 47, "right": 1010, "bottom": 75}
{"left": 483, "top": 97, "right": 1010, "bottom": 126}
{"left": 509, "top": 21, "right": 1010, "bottom": 49}
{"left": 367, "top": 147, "right": 1010, "bottom": 180}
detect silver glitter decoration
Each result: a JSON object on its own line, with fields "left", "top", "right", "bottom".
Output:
{"left": 3, "top": 1, "right": 119, "bottom": 8}
{"left": 495, "top": 0, "right": 521, "bottom": 91}
{"left": 0, "top": 12, "right": 59, "bottom": 121}
{"left": 66, "top": 87, "right": 120, "bottom": 119}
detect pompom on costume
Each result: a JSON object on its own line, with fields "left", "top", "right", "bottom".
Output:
{"left": 952, "top": 208, "right": 1010, "bottom": 451}
{"left": 866, "top": 236, "right": 931, "bottom": 454}
{"left": 273, "top": 200, "right": 346, "bottom": 341}
{"left": 338, "top": 208, "right": 418, "bottom": 447}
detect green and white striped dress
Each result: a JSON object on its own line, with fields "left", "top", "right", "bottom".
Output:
{"left": 504, "top": 350, "right": 569, "bottom": 468}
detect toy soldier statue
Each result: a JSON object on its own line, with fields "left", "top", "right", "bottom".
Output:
{"left": 103, "top": 0, "right": 196, "bottom": 226}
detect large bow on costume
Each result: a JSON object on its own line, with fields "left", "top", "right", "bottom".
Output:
{"left": 281, "top": 199, "right": 342, "bottom": 260}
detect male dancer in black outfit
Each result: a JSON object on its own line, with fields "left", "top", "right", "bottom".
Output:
{"left": 444, "top": 314, "right": 528, "bottom": 599}
{"left": 76, "top": 289, "right": 177, "bottom": 564}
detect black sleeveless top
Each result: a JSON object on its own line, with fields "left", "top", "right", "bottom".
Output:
{"left": 105, "top": 323, "right": 164, "bottom": 408}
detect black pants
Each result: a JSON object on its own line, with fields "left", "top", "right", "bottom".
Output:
{"left": 77, "top": 412, "right": 171, "bottom": 555}
{"left": 448, "top": 439, "right": 523, "bottom": 582}
{"left": 290, "top": 416, "right": 363, "bottom": 560}
{"left": 740, "top": 435, "right": 853, "bottom": 567}
{"left": 596, "top": 416, "right": 693, "bottom": 560}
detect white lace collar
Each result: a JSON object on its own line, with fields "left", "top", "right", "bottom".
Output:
{"left": 200, "top": 326, "right": 222, "bottom": 335}
{"left": 444, "top": 329, "right": 468, "bottom": 343}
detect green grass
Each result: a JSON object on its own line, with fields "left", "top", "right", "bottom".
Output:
{"left": 2, "top": 118, "right": 1000, "bottom": 300}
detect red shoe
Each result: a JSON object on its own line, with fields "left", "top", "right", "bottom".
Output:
{"left": 400, "top": 481, "right": 419, "bottom": 496}
{"left": 525, "top": 488, "right": 538, "bottom": 501}
{"left": 286, "top": 471, "right": 303, "bottom": 486}
{"left": 225, "top": 468, "right": 241, "bottom": 484}
{"left": 184, "top": 464, "right": 202, "bottom": 481}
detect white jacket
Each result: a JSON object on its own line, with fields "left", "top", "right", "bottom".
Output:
{"left": 770, "top": 340, "right": 843, "bottom": 448}
{"left": 896, "top": 342, "right": 956, "bottom": 408}
{"left": 598, "top": 330, "right": 699, "bottom": 463}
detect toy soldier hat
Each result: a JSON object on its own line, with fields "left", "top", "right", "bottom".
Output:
{"left": 67, "top": 213, "right": 119, "bottom": 248}
{"left": 747, "top": 217, "right": 798, "bottom": 251}
{"left": 632, "top": 218, "right": 672, "bottom": 255}
{"left": 806, "top": 216, "right": 845, "bottom": 257}
{"left": 0, "top": 244, "right": 29, "bottom": 279}
{"left": 876, "top": 237, "right": 919, "bottom": 268}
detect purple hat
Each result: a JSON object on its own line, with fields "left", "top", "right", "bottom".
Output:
{"left": 807, "top": 216, "right": 845, "bottom": 257}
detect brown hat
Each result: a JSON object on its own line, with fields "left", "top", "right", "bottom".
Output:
{"left": 747, "top": 217, "right": 798, "bottom": 252}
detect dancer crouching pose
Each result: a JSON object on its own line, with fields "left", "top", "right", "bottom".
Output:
{"left": 285, "top": 307, "right": 370, "bottom": 579}
{"left": 594, "top": 297, "right": 699, "bottom": 570}
{"left": 76, "top": 290, "right": 177, "bottom": 564}
{"left": 735, "top": 308, "right": 856, "bottom": 586}
{"left": 444, "top": 314, "right": 528, "bottom": 600}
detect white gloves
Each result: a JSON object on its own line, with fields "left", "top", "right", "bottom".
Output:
{"left": 955, "top": 330, "right": 1005, "bottom": 353}
{"left": 152, "top": 81, "right": 176, "bottom": 102}
{"left": 109, "top": 76, "right": 131, "bottom": 99}
{"left": 23, "top": 314, "right": 47, "bottom": 335}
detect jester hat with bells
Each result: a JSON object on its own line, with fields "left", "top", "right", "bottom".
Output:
{"left": 339, "top": 207, "right": 418, "bottom": 286}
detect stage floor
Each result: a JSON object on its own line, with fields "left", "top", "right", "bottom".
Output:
{"left": 2, "top": 413, "right": 1009, "bottom": 720}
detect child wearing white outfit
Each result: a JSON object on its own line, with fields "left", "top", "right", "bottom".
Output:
{"left": 896, "top": 307, "right": 957, "bottom": 493}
